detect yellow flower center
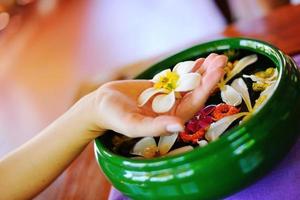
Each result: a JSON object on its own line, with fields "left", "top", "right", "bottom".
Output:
{"left": 143, "top": 145, "right": 158, "bottom": 158}
{"left": 154, "top": 71, "right": 179, "bottom": 92}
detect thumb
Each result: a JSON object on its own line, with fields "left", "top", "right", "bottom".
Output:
{"left": 120, "top": 114, "right": 184, "bottom": 138}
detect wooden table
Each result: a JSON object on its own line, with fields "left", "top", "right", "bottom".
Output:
{"left": 0, "top": 2, "right": 300, "bottom": 199}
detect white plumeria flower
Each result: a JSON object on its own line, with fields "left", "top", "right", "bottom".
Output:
{"left": 220, "top": 85, "right": 242, "bottom": 106}
{"left": 221, "top": 78, "right": 253, "bottom": 111}
{"left": 220, "top": 55, "right": 257, "bottom": 110}
{"left": 131, "top": 133, "right": 193, "bottom": 158}
{"left": 242, "top": 68, "right": 278, "bottom": 112}
{"left": 138, "top": 61, "right": 201, "bottom": 113}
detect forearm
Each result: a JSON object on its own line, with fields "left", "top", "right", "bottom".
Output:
{"left": 0, "top": 94, "right": 104, "bottom": 199}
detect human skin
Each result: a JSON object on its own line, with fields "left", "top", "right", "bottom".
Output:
{"left": 0, "top": 53, "right": 227, "bottom": 199}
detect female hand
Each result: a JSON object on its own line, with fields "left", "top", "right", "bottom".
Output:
{"left": 0, "top": 53, "right": 227, "bottom": 200}
{"left": 82, "top": 53, "right": 227, "bottom": 138}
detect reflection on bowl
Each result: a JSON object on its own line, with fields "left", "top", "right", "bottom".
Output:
{"left": 94, "top": 38, "right": 300, "bottom": 200}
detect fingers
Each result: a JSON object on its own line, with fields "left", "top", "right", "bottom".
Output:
{"left": 198, "top": 53, "right": 218, "bottom": 73}
{"left": 193, "top": 53, "right": 226, "bottom": 75}
{"left": 192, "top": 58, "right": 205, "bottom": 73}
{"left": 193, "top": 54, "right": 228, "bottom": 98}
{"left": 208, "top": 54, "right": 228, "bottom": 71}
{"left": 120, "top": 114, "right": 184, "bottom": 137}
{"left": 197, "top": 53, "right": 228, "bottom": 74}
{"left": 200, "top": 67, "right": 225, "bottom": 94}
{"left": 96, "top": 80, "right": 184, "bottom": 138}
{"left": 176, "top": 68, "right": 223, "bottom": 121}
{"left": 176, "top": 54, "right": 227, "bottom": 121}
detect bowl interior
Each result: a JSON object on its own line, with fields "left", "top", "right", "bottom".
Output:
{"left": 95, "top": 38, "right": 283, "bottom": 164}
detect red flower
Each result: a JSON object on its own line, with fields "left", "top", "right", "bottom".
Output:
{"left": 180, "top": 105, "right": 216, "bottom": 143}
{"left": 179, "top": 104, "right": 240, "bottom": 144}
{"left": 180, "top": 129, "right": 206, "bottom": 144}
{"left": 211, "top": 103, "right": 240, "bottom": 121}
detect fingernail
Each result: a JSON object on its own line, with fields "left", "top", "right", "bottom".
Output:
{"left": 166, "top": 124, "right": 184, "bottom": 133}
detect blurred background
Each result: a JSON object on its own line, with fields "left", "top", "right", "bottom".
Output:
{"left": 0, "top": 0, "right": 298, "bottom": 199}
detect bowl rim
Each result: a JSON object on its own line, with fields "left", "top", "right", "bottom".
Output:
{"left": 95, "top": 37, "right": 286, "bottom": 169}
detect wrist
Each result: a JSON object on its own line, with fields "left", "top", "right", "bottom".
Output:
{"left": 63, "top": 92, "right": 107, "bottom": 142}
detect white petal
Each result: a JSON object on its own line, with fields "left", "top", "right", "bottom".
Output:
{"left": 138, "top": 87, "right": 167, "bottom": 107}
{"left": 243, "top": 68, "right": 278, "bottom": 83}
{"left": 166, "top": 146, "right": 193, "bottom": 156}
{"left": 221, "top": 85, "right": 242, "bottom": 106}
{"left": 152, "top": 69, "right": 171, "bottom": 83}
{"left": 205, "top": 112, "right": 247, "bottom": 141}
{"left": 158, "top": 133, "right": 178, "bottom": 155}
{"left": 132, "top": 137, "right": 158, "bottom": 158}
{"left": 152, "top": 92, "right": 175, "bottom": 113}
{"left": 197, "top": 140, "right": 208, "bottom": 147}
{"left": 175, "top": 73, "right": 201, "bottom": 92}
{"left": 226, "top": 54, "right": 257, "bottom": 83}
{"left": 243, "top": 74, "right": 263, "bottom": 82}
{"left": 173, "top": 61, "right": 195, "bottom": 75}
{"left": 231, "top": 78, "right": 252, "bottom": 112}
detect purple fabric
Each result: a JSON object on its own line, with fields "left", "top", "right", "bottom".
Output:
{"left": 108, "top": 188, "right": 130, "bottom": 200}
{"left": 108, "top": 55, "right": 300, "bottom": 200}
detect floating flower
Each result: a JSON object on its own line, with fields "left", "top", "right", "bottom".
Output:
{"left": 205, "top": 112, "right": 248, "bottom": 141}
{"left": 221, "top": 78, "right": 253, "bottom": 109}
{"left": 179, "top": 105, "right": 216, "bottom": 143}
{"left": 186, "top": 105, "right": 215, "bottom": 133}
{"left": 243, "top": 67, "right": 278, "bottom": 91}
{"left": 253, "top": 80, "right": 277, "bottom": 112}
{"left": 222, "top": 54, "right": 258, "bottom": 85}
{"left": 220, "top": 55, "right": 257, "bottom": 108}
{"left": 131, "top": 133, "right": 193, "bottom": 158}
{"left": 211, "top": 103, "right": 240, "bottom": 121}
{"left": 179, "top": 103, "right": 241, "bottom": 144}
{"left": 138, "top": 61, "right": 201, "bottom": 113}
{"left": 220, "top": 85, "right": 242, "bottom": 106}
{"left": 250, "top": 67, "right": 277, "bottom": 81}
{"left": 180, "top": 129, "right": 206, "bottom": 144}
{"left": 231, "top": 78, "right": 253, "bottom": 111}
{"left": 243, "top": 67, "right": 278, "bottom": 112}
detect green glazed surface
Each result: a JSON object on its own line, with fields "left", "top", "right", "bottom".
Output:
{"left": 94, "top": 38, "right": 300, "bottom": 200}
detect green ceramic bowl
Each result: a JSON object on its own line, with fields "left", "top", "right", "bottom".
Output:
{"left": 94, "top": 38, "right": 300, "bottom": 200}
